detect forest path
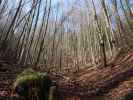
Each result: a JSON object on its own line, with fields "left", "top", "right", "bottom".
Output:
{"left": 0, "top": 50, "right": 133, "bottom": 100}
{"left": 57, "top": 50, "right": 133, "bottom": 100}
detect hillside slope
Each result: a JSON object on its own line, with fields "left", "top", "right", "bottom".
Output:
{"left": 0, "top": 50, "right": 133, "bottom": 100}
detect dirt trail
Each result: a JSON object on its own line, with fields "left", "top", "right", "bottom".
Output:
{"left": 57, "top": 50, "right": 133, "bottom": 100}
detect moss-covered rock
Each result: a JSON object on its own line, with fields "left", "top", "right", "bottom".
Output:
{"left": 13, "top": 68, "right": 57, "bottom": 100}
{"left": 13, "top": 68, "right": 41, "bottom": 89}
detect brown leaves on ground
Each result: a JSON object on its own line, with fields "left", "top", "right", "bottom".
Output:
{"left": 57, "top": 50, "right": 133, "bottom": 100}
{"left": 0, "top": 50, "right": 133, "bottom": 100}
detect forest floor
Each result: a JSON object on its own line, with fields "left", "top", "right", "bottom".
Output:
{"left": 0, "top": 50, "right": 133, "bottom": 100}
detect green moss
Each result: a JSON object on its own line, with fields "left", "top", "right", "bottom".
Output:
{"left": 13, "top": 68, "right": 41, "bottom": 89}
{"left": 13, "top": 68, "right": 57, "bottom": 100}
